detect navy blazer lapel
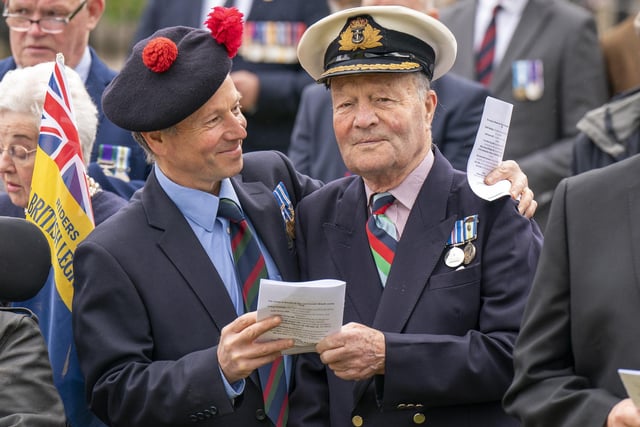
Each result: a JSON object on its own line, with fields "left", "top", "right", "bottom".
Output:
{"left": 142, "top": 172, "right": 239, "bottom": 331}
{"left": 491, "top": 0, "right": 551, "bottom": 93}
{"left": 372, "top": 151, "right": 458, "bottom": 333}
{"left": 232, "top": 177, "right": 298, "bottom": 280}
{"left": 326, "top": 179, "right": 384, "bottom": 325}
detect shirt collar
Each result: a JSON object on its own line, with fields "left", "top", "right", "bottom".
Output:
{"left": 365, "top": 149, "right": 434, "bottom": 211}
{"left": 74, "top": 46, "right": 92, "bottom": 83}
{"left": 155, "top": 164, "right": 239, "bottom": 231}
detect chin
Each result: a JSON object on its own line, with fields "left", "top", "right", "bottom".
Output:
{"left": 10, "top": 195, "right": 26, "bottom": 210}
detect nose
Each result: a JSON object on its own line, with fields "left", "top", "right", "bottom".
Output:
{"left": 229, "top": 113, "right": 248, "bottom": 140}
{"left": 0, "top": 150, "right": 15, "bottom": 172}
{"left": 26, "top": 19, "right": 47, "bottom": 36}
{"left": 352, "top": 103, "right": 378, "bottom": 129}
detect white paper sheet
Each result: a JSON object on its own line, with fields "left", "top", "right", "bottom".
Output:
{"left": 467, "top": 96, "right": 514, "bottom": 201}
{"left": 619, "top": 369, "right": 640, "bottom": 406}
{"left": 256, "top": 278, "right": 346, "bottom": 355}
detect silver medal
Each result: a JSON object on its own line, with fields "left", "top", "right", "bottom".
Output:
{"left": 445, "top": 246, "right": 464, "bottom": 268}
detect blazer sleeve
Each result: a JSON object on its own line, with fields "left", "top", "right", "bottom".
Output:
{"left": 0, "top": 309, "right": 66, "bottom": 426}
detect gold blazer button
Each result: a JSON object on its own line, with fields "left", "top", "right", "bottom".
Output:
{"left": 413, "top": 412, "right": 426, "bottom": 424}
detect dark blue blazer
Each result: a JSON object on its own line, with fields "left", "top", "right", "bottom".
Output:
{"left": 132, "top": 0, "right": 330, "bottom": 154}
{"left": 288, "top": 73, "right": 490, "bottom": 182}
{"left": 0, "top": 49, "right": 149, "bottom": 193}
{"left": 72, "top": 151, "right": 322, "bottom": 426}
{"left": 289, "top": 148, "right": 542, "bottom": 427}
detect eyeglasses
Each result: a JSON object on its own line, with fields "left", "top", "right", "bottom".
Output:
{"left": 0, "top": 145, "right": 37, "bottom": 165}
{"left": 2, "top": 0, "right": 87, "bottom": 34}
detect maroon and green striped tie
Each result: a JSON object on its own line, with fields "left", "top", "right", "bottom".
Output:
{"left": 218, "top": 198, "right": 289, "bottom": 426}
{"left": 366, "top": 193, "right": 398, "bottom": 287}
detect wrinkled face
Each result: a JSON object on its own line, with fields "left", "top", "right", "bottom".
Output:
{"left": 0, "top": 110, "right": 39, "bottom": 208}
{"left": 330, "top": 72, "right": 436, "bottom": 189}
{"left": 6, "top": 0, "right": 102, "bottom": 68}
{"left": 145, "top": 76, "right": 248, "bottom": 194}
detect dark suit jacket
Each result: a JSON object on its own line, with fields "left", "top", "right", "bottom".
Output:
{"left": 288, "top": 73, "right": 490, "bottom": 182}
{"left": 441, "top": 0, "right": 608, "bottom": 228}
{"left": 289, "top": 148, "right": 542, "bottom": 427}
{"left": 0, "top": 49, "right": 150, "bottom": 184}
{"left": 72, "top": 151, "right": 321, "bottom": 426}
{"left": 503, "top": 153, "right": 640, "bottom": 426}
{"left": 132, "top": 0, "right": 330, "bottom": 154}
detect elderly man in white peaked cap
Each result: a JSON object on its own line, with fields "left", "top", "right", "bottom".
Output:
{"left": 288, "top": 5, "right": 542, "bottom": 427}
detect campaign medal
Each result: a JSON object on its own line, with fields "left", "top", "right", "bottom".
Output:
{"left": 273, "top": 182, "right": 295, "bottom": 248}
{"left": 445, "top": 215, "right": 479, "bottom": 268}
{"left": 463, "top": 242, "right": 476, "bottom": 265}
{"left": 445, "top": 246, "right": 465, "bottom": 268}
{"left": 463, "top": 216, "right": 478, "bottom": 264}
{"left": 512, "top": 59, "right": 544, "bottom": 101}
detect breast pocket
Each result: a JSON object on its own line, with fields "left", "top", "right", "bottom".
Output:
{"left": 408, "top": 265, "right": 482, "bottom": 334}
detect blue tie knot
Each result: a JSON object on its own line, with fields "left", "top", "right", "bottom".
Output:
{"left": 372, "top": 192, "right": 395, "bottom": 215}
{"left": 217, "top": 198, "right": 244, "bottom": 223}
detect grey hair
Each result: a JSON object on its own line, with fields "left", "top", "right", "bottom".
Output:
{"left": 412, "top": 71, "right": 432, "bottom": 102}
{"left": 0, "top": 62, "right": 98, "bottom": 167}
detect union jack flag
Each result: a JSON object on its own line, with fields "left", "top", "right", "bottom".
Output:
{"left": 37, "top": 53, "right": 94, "bottom": 224}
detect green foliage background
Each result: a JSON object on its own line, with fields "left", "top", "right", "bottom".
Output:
{"left": 103, "top": 0, "right": 146, "bottom": 23}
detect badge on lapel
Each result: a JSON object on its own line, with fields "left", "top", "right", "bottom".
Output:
{"left": 273, "top": 181, "right": 295, "bottom": 246}
{"left": 444, "top": 215, "right": 479, "bottom": 269}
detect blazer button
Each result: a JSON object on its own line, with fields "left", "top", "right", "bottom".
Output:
{"left": 255, "top": 408, "right": 266, "bottom": 421}
{"left": 352, "top": 415, "right": 364, "bottom": 426}
{"left": 413, "top": 412, "right": 426, "bottom": 424}
{"left": 209, "top": 406, "right": 218, "bottom": 415}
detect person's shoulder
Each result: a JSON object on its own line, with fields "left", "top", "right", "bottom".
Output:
{"left": 434, "top": 73, "right": 490, "bottom": 98}
{"left": 439, "top": 0, "right": 471, "bottom": 18}
{"left": 573, "top": 152, "right": 640, "bottom": 185}
{"left": 538, "top": 0, "right": 595, "bottom": 23}
{"left": 0, "top": 194, "right": 24, "bottom": 218}
{"left": 87, "top": 48, "right": 118, "bottom": 79}
{"left": 299, "top": 175, "right": 358, "bottom": 206}
{"left": 92, "top": 190, "right": 129, "bottom": 225}
{"left": 0, "top": 56, "right": 17, "bottom": 77}
{"left": 0, "top": 307, "right": 38, "bottom": 329}
{"left": 84, "top": 192, "right": 143, "bottom": 241}
{"left": 242, "top": 150, "right": 289, "bottom": 169}
{"left": 300, "top": 82, "right": 330, "bottom": 103}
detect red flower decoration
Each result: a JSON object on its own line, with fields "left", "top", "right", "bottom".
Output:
{"left": 142, "top": 37, "right": 178, "bottom": 73}
{"left": 204, "top": 6, "right": 244, "bottom": 58}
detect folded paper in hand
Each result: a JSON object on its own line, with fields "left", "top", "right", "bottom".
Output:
{"left": 256, "top": 278, "right": 346, "bottom": 355}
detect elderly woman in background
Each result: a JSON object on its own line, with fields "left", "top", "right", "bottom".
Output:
{"left": 0, "top": 61, "right": 126, "bottom": 220}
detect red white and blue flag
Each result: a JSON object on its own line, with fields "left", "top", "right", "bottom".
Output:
{"left": 23, "top": 54, "right": 103, "bottom": 426}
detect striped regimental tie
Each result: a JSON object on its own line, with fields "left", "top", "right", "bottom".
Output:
{"left": 366, "top": 192, "right": 398, "bottom": 287}
{"left": 475, "top": 4, "right": 501, "bottom": 86}
{"left": 217, "top": 198, "right": 289, "bottom": 427}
